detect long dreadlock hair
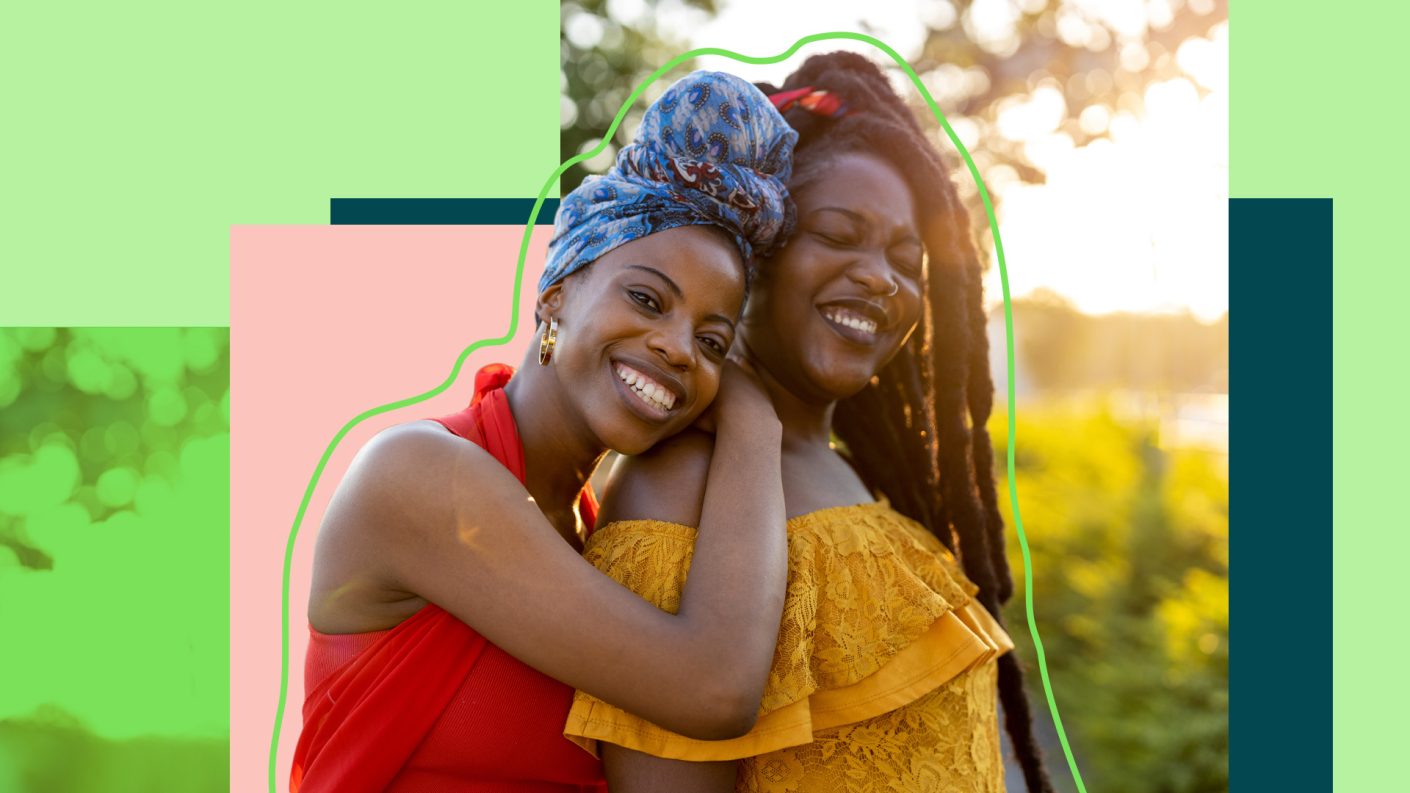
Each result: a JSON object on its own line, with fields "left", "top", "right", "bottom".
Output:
{"left": 758, "top": 51, "right": 1055, "bottom": 793}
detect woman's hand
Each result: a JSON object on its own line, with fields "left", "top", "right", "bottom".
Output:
{"left": 314, "top": 420, "right": 783, "bottom": 741}
{"left": 691, "top": 354, "right": 778, "bottom": 436}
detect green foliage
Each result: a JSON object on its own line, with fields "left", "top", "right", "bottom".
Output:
{"left": 993, "top": 400, "right": 1227, "bottom": 792}
{"left": 0, "top": 328, "right": 229, "bottom": 791}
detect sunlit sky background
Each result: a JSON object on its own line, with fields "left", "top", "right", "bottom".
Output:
{"left": 583, "top": 0, "right": 1228, "bottom": 321}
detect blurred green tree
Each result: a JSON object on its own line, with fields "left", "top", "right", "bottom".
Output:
{"left": 993, "top": 405, "right": 1227, "bottom": 792}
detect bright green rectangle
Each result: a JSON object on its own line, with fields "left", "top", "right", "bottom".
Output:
{"left": 0, "top": 3, "right": 558, "bottom": 326}
{"left": 1232, "top": 3, "right": 1405, "bottom": 790}
{"left": 0, "top": 327, "right": 228, "bottom": 790}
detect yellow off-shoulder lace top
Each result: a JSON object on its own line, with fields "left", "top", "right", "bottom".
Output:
{"left": 564, "top": 500, "right": 1014, "bottom": 792}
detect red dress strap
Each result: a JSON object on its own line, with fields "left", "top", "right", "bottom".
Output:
{"left": 580, "top": 487, "right": 599, "bottom": 535}
{"left": 432, "top": 363, "right": 525, "bottom": 482}
{"left": 290, "top": 365, "right": 605, "bottom": 792}
{"left": 431, "top": 363, "right": 597, "bottom": 534}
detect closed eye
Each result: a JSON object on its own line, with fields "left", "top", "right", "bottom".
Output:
{"left": 890, "top": 253, "right": 923, "bottom": 277}
{"left": 889, "top": 242, "right": 924, "bottom": 277}
{"left": 814, "top": 231, "right": 858, "bottom": 247}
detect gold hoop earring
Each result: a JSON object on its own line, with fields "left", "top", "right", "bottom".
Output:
{"left": 538, "top": 317, "right": 559, "bottom": 366}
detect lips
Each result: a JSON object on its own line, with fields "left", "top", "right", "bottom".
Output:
{"left": 612, "top": 359, "right": 684, "bottom": 414}
{"left": 817, "top": 297, "right": 891, "bottom": 343}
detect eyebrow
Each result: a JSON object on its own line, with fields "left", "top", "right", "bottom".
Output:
{"left": 624, "top": 264, "right": 682, "bottom": 297}
{"left": 625, "top": 264, "right": 737, "bottom": 329}
{"left": 709, "top": 313, "right": 738, "bottom": 330}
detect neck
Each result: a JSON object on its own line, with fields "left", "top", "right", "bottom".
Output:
{"left": 502, "top": 347, "right": 609, "bottom": 514}
{"left": 740, "top": 339, "right": 837, "bottom": 454}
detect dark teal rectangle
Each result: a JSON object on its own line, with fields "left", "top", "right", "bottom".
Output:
{"left": 1229, "top": 197, "right": 1331, "bottom": 788}
{"left": 329, "top": 198, "right": 560, "bottom": 225}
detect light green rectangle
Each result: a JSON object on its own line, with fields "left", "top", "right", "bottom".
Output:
{"left": 1, "top": 3, "right": 558, "bottom": 326}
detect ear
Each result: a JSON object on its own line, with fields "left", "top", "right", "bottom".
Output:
{"left": 536, "top": 281, "right": 566, "bottom": 325}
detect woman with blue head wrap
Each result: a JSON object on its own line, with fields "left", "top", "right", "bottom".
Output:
{"left": 540, "top": 69, "right": 796, "bottom": 295}
{"left": 527, "top": 69, "right": 797, "bottom": 456}
{"left": 294, "top": 71, "right": 797, "bottom": 792}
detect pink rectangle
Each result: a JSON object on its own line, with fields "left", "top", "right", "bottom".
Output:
{"left": 230, "top": 225, "right": 548, "bottom": 791}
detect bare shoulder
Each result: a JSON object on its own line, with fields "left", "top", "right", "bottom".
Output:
{"left": 337, "top": 419, "right": 510, "bottom": 522}
{"left": 599, "top": 429, "right": 717, "bottom": 528}
{"left": 309, "top": 419, "right": 519, "bottom": 631}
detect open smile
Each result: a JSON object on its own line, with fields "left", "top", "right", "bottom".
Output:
{"left": 610, "top": 359, "right": 684, "bottom": 422}
{"left": 817, "top": 299, "right": 890, "bottom": 345}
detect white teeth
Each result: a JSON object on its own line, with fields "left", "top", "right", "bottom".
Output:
{"left": 615, "top": 364, "right": 675, "bottom": 411}
{"left": 823, "top": 309, "right": 878, "bottom": 335}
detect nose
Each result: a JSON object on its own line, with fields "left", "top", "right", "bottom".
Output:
{"left": 847, "top": 250, "right": 900, "bottom": 297}
{"left": 648, "top": 320, "right": 697, "bottom": 370}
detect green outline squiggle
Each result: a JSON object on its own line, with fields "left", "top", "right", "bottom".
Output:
{"left": 266, "top": 32, "right": 1085, "bottom": 793}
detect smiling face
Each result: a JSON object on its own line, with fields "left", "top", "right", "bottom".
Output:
{"left": 741, "top": 152, "right": 925, "bottom": 403}
{"left": 537, "top": 224, "right": 746, "bottom": 455}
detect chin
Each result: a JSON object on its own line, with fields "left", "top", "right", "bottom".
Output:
{"left": 602, "top": 409, "right": 689, "bottom": 456}
{"left": 806, "top": 359, "right": 879, "bottom": 401}
{"left": 593, "top": 419, "right": 657, "bottom": 456}
{"left": 611, "top": 434, "right": 658, "bottom": 456}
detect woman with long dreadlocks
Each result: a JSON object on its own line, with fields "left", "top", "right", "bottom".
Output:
{"left": 562, "top": 52, "right": 1055, "bottom": 792}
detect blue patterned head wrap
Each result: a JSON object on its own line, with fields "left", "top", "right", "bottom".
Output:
{"left": 538, "top": 70, "right": 798, "bottom": 294}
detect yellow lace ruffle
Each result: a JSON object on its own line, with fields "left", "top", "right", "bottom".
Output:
{"left": 563, "top": 501, "right": 1013, "bottom": 766}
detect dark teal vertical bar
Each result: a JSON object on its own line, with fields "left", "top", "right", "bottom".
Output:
{"left": 1229, "top": 197, "right": 1331, "bottom": 789}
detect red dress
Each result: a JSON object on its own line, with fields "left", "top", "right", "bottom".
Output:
{"left": 290, "top": 365, "right": 608, "bottom": 792}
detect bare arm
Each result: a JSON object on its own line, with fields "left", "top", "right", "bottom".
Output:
{"left": 601, "top": 744, "right": 737, "bottom": 793}
{"left": 313, "top": 385, "right": 785, "bottom": 740}
{"left": 593, "top": 432, "right": 752, "bottom": 789}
